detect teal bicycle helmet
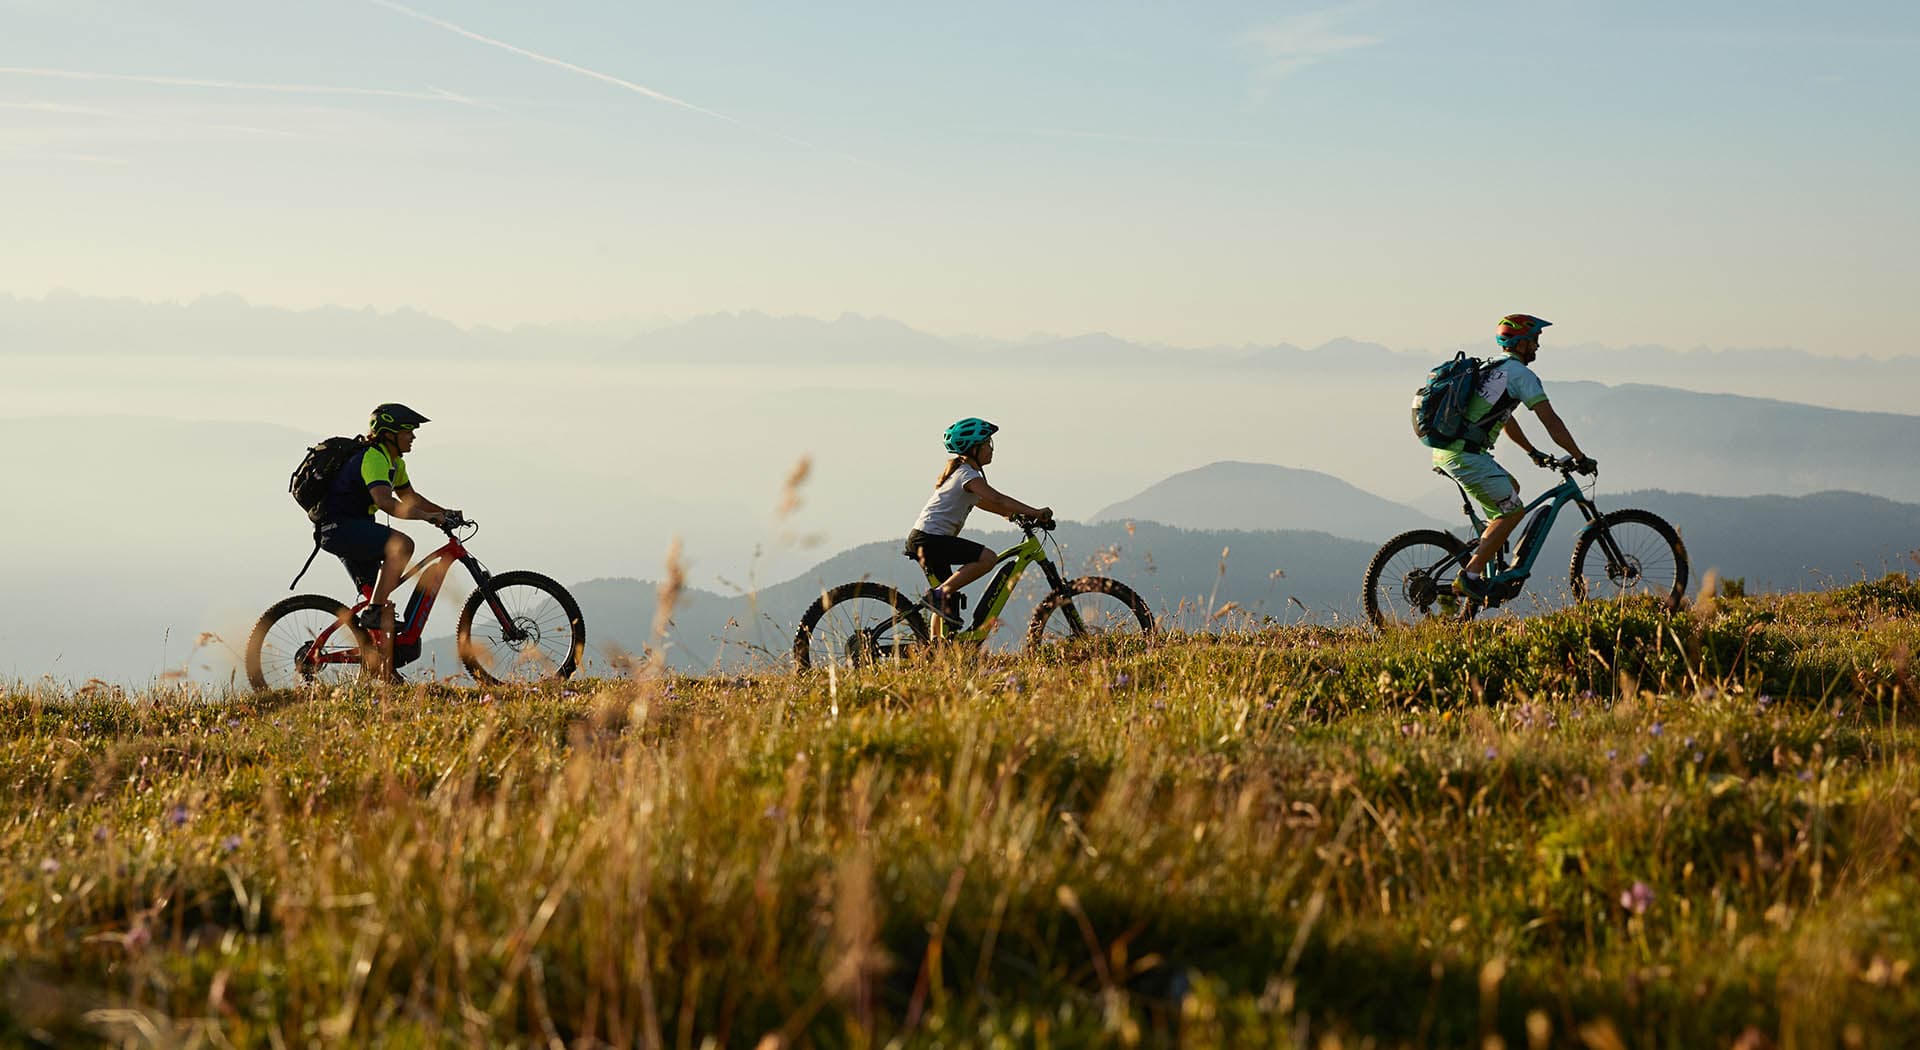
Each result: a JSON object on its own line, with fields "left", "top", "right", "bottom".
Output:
{"left": 942, "top": 417, "right": 998, "bottom": 455}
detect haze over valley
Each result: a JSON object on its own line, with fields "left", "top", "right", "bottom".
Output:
{"left": 6, "top": 297, "right": 1919, "bottom": 683}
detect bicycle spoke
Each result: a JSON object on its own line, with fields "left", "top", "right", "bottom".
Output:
{"left": 250, "top": 601, "right": 365, "bottom": 690}
{"left": 1571, "top": 510, "right": 1687, "bottom": 609}
{"left": 1036, "top": 592, "right": 1138, "bottom": 642}
{"left": 1027, "top": 578, "right": 1153, "bottom": 653}
{"left": 807, "top": 597, "right": 919, "bottom": 669}
{"left": 471, "top": 592, "right": 564, "bottom": 680}
{"left": 1365, "top": 531, "right": 1470, "bottom": 629}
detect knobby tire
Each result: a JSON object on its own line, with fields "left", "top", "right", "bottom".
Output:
{"left": 793, "top": 582, "right": 930, "bottom": 671}
{"left": 457, "top": 570, "right": 586, "bottom": 685}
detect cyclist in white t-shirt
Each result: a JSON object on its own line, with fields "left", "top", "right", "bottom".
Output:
{"left": 905, "top": 417, "right": 1053, "bottom": 628}
{"left": 1435, "top": 314, "right": 1595, "bottom": 597}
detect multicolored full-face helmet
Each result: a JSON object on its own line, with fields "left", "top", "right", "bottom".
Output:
{"left": 369, "top": 403, "right": 430, "bottom": 436}
{"left": 1495, "top": 314, "right": 1552, "bottom": 350}
{"left": 942, "top": 417, "right": 999, "bottom": 455}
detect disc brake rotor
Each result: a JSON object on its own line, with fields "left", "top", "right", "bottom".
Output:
{"left": 507, "top": 616, "right": 543, "bottom": 650}
{"left": 1609, "top": 558, "right": 1643, "bottom": 586}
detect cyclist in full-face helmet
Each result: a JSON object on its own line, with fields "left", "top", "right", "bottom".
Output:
{"left": 314, "top": 403, "right": 462, "bottom": 631}
{"left": 904, "top": 417, "right": 1053, "bottom": 628}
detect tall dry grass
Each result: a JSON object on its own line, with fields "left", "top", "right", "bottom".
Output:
{"left": 4, "top": 579, "right": 1920, "bottom": 1046}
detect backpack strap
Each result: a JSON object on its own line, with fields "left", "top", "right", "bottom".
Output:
{"left": 288, "top": 540, "right": 323, "bottom": 591}
{"left": 289, "top": 522, "right": 334, "bottom": 590}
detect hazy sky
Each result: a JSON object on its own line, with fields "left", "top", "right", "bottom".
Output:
{"left": 3, "top": 1, "right": 1916, "bottom": 354}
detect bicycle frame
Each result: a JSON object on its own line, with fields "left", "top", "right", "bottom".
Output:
{"left": 308, "top": 525, "right": 518, "bottom": 666}
{"left": 919, "top": 527, "right": 1076, "bottom": 642}
{"left": 1466, "top": 476, "right": 1597, "bottom": 584}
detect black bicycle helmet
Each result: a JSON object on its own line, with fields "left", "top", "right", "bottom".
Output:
{"left": 369, "top": 403, "right": 430, "bottom": 435}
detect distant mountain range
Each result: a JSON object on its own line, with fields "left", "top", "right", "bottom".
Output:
{"left": 4, "top": 291, "right": 1915, "bottom": 411}
{"left": 1546, "top": 383, "right": 1920, "bottom": 502}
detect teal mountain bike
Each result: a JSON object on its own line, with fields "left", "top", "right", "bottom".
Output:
{"left": 1363, "top": 457, "right": 1688, "bottom": 628}
{"left": 793, "top": 515, "right": 1154, "bottom": 671}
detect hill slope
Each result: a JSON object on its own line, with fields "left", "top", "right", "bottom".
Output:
{"left": 534, "top": 486, "right": 1920, "bottom": 676}
{"left": 1092, "top": 461, "right": 1451, "bottom": 540}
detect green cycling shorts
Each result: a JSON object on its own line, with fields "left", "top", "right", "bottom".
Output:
{"left": 1434, "top": 450, "right": 1523, "bottom": 520}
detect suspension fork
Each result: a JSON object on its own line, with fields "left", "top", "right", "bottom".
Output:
{"left": 462, "top": 556, "right": 527, "bottom": 640}
{"left": 1573, "top": 495, "right": 1631, "bottom": 567}
{"left": 1037, "top": 558, "right": 1089, "bottom": 635}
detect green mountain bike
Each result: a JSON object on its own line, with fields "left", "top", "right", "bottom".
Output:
{"left": 1363, "top": 457, "right": 1688, "bottom": 628}
{"left": 792, "top": 515, "right": 1154, "bottom": 671}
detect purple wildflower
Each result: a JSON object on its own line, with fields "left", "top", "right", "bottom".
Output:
{"left": 167, "top": 804, "right": 190, "bottom": 828}
{"left": 1619, "top": 881, "right": 1655, "bottom": 915}
{"left": 1649, "top": 722, "right": 1664, "bottom": 738}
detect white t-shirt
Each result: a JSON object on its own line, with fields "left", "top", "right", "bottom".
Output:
{"left": 911, "top": 463, "right": 984, "bottom": 536}
{"left": 1436, "top": 356, "right": 1550, "bottom": 453}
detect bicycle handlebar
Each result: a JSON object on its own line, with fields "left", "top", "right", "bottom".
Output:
{"left": 1013, "top": 513, "right": 1056, "bottom": 532}
{"left": 1542, "top": 456, "right": 1598, "bottom": 477}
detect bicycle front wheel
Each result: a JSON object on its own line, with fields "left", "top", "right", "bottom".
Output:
{"left": 1363, "top": 529, "right": 1474, "bottom": 629}
{"left": 246, "top": 594, "right": 373, "bottom": 692}
{"left": 1569, "top": 509, "right": 1688, "bottom": 610}
{"left": 793, "top": 582, "right": 929, "bottom": 671}
{"left": 457, "top": 571, "right": 586, "bottom": 685}
{"left": 1026, "top": 577, "right": 1154, "bottom": 650}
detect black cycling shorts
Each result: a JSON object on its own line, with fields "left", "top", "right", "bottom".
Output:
{"left": 317, "top": 517, "right": 397, "bottom": 591}
{"left": 904, "top": 530, "right": 991, "bottom": 582}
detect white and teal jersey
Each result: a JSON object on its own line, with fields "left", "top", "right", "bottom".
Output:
{"left": 1433, "top": 355, "right": 1549, "bottom": 453}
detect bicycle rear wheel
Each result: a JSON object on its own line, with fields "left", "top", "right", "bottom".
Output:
{"left": 1569, "top": 509, "right": 1688, "bottom": 610}
{"left": 1363, "top": 529, "right": 1474, "bottom": 629}
{"left": 246, "top": 594, "right": 373, "bottom": 692}
{"left": 1026, "top": 577, "right": 1154, "bottom": 649}
{"left": 793, "top": 582, "right": 929, "bottom": 671}
{"left": 458, "top": 571, "right": 586, "bottom": 685}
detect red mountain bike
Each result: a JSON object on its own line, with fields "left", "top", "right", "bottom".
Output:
{"left": 245, "top": 515, "right": 585, "bottom": 690}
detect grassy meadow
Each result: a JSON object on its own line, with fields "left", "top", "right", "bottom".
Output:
{"left": 6, "top": 579, "right": 1920, "bottom": 1047}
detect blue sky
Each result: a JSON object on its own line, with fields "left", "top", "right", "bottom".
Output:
{"left": 3, "top": 1, "right": 1916, "bottom": 353}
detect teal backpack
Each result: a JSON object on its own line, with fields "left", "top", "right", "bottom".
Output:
{"left": 1410, "top": 352, "right": 1497, "bottom": 451}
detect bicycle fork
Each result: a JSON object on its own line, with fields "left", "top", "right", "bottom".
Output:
{"left": 463, "top": 557, "right": 530, "bottom": 642}
{"left": 1037, "top": 559, "right": 1089, "bottom": 636}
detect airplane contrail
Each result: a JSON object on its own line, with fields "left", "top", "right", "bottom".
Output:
{"left": 363, "top": 0, "right": 740, "bottom": 123}
{"left": 363, "top": 0, "right": 839, "bottom": 154}
{"left": 0, "top": 65, "right": 490, "bottom": 108}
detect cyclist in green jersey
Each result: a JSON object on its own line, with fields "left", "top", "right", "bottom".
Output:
{"left": 314, "top": 403, "right": 462, "bottom": 630}
{"left": 1436, "top": 315, "right": 1596, "bottom": 598}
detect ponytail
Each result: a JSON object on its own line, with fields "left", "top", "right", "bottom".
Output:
{"left": 933, "top": 452, "right": 984, "bottom": 487}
